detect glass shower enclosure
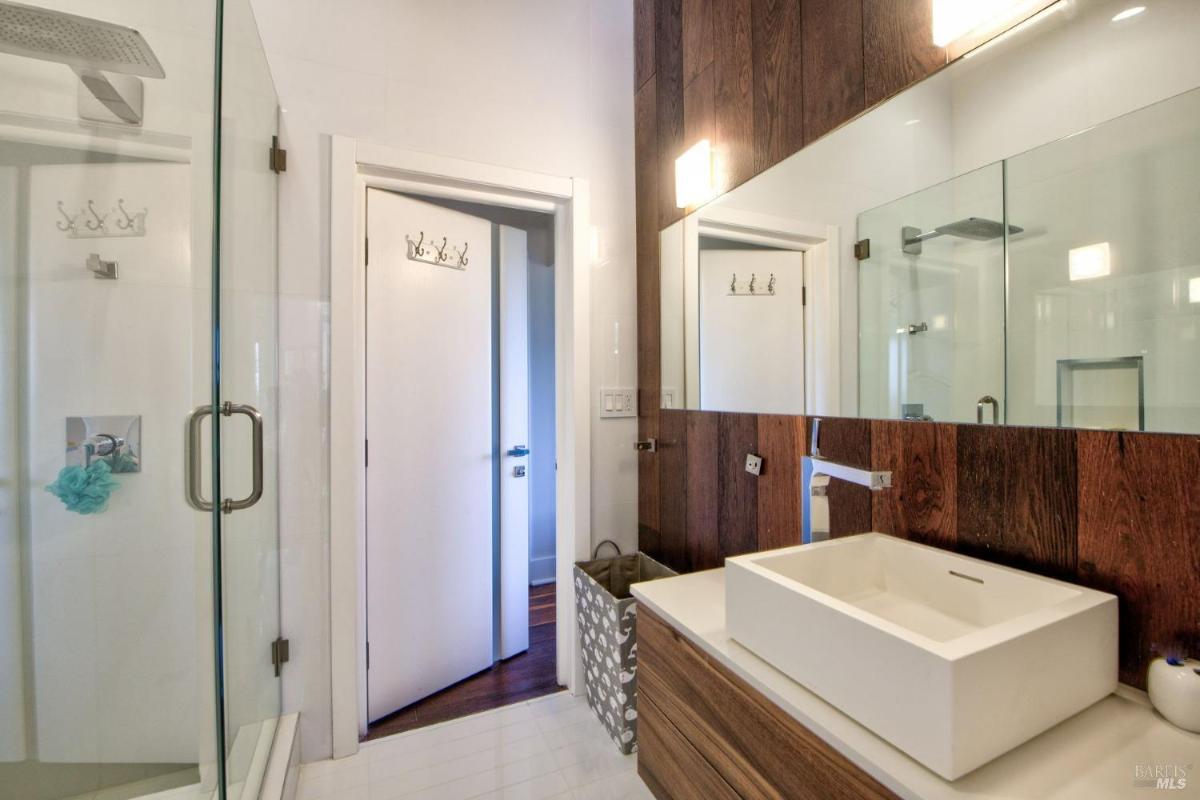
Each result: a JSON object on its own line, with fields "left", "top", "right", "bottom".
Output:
{"left": 0, "top": 2, "right": 281, "bottom": 799}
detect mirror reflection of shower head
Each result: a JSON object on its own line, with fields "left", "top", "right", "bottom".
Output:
{"left": 901, "top": 217, "right": 1024, "bottom": 255}
{"left": 0, "top": 1, "right": 165, "bottom": 125}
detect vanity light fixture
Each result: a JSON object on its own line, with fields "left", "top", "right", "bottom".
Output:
{"left": 675, "top": 139, "right": 715, "bottom": 208}
{"left": 1068, "top": 242, "right": 1112, "bottom": 281}
{"left": 933, "top": 0, "right": 1023, "bottom": 47}
{"left": 1112, "top": 6, "right": 1147, "bottom": 22}
{"left": 1188, "top": 277, "right": 1200, "bottom": 304}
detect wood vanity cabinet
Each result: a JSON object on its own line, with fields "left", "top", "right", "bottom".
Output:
{"left": 636, "top": 607, "right": 901, "bottom": 800}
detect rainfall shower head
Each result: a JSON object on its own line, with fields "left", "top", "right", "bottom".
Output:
{"left": 901, "top": 217, "right": 1024, "bottom": 255}
{"left": 0, "top": 1, "right": 163, "bottom": 77}
{"left": 0, "top": 1, "right": 164, "bottom": 125}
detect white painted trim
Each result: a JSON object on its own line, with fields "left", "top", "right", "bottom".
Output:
{"left": 329, "top": 137, "right": 590, "bottom": 758}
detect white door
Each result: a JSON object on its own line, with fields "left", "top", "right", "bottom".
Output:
{"left": 366, "top": 190, "right": 494, "bottom": 721}
{"left": 498, "top": 226, "right": 530, "bottom": 660}
{"left": 698, "top": 249, "right": 805, "bottom": 414}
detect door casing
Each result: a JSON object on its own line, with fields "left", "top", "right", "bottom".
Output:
{"left": 329, "top": 138, "right": 591, "bottom": 755}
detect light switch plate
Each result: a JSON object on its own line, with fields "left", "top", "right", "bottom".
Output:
{"left": 745, "top": 453, "right": 763, "bottom": 476}
{"left": 599, "top": 388, "right": 637, "bottom": 419}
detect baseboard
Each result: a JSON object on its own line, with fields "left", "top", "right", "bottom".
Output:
{"left": 529, "top": 554, "right": 556, "bottom": 585}
{"left": 259, "top": 713, "right": 300, "bottom": 800}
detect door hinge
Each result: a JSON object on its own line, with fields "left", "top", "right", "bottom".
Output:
{"left": 802, "top": 286, "right": 807, "bottom": 306}
{"left": 271, "top": 637, "right": 290, "bottom": 677}
{"left": 366, "top": 642, "right": 370, "bottom": 670}
{"left": 365, "top": 439, "right": 368, "bottom": 467}
{"left": 269, "top": 135, "right": 287, "bottom": 173}
{"left": 854, "top": 238, "right": 871, "bottom": 260}
{"left": 365, "top": 237, "right": 369, "bottom": 265}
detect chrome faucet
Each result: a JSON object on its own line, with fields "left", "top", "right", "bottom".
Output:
{"left": 802, "top": 419, "right": 893, "bottom": 543}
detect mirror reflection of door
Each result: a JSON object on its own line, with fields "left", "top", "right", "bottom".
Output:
{"left": 698, "top": 240, "right": 805, "bottom": 414}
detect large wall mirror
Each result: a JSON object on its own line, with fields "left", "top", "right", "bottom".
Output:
{"left": 661, "top": 0, "right": 1200, "bottom": 434}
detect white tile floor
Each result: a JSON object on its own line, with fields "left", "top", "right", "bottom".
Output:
{"left": 296, "top": 693, "right": 654, "bottom": 800}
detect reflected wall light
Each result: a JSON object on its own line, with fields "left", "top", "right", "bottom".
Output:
{"left": 1112, "top": 6, "right": 1147, "bottom": 22}
{"left": 1188, "top": 276, "right": 1200, "bottom": 304}
{"left": 675, "top": 139, "right": 714, "bottom": 208}
{"left": 1068, "top": 242, "right": 1112, "bottom": 281}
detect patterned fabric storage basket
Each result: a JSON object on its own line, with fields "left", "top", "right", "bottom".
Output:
{"left": 573, "top": 552, "right": 676, "bottom": 754}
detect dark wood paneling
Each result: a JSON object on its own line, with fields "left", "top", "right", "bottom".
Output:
{"left": 658, "top": 410, "right": 690, "bottom": 572}
{"left": 957, "top": 425, "right": 1078, "bottom": 579}
{"left": 711, "top": 0, "right": 755, "bottom": 192}
{"left": 718, "top": 413, "right": 758, "bottom": 558}
{"left": 871, "top": 420, "right": 957, "bottom": 549}
{"left": 682, "top": 0, "right": 714, "bottom": 85}
{"left": 636, "top": 0, "right": 657, "bottom": 90}
{"left": 806, "top": 416, "right": 872, "bottom": 537}
{"left": 757, "top": 414, "right": 804, "bottom": 550}
{"left": 1077, "top": 431, "right": 1200, "bottom": 688}
{"left": 686, "top": 411, "right": 720, "bottom": 570}
{"left": 635, "top": 78, "right": 661, "bottom": 547}
{"left": 639, "top": 608, "right": 902, "bottom": 800}
{"left": 656, "top": 0, "right": 685, "bottom": 228}
{"left": 751, "top": 0, "right": 805, "bottom": 173}
{"left": 862, "top": 0, "right": 945, "bottom": 107}
{"left": 802, "top": 0, "right": 865, "bottom": 141}
{"left": 638, "top": 695, "right": 740, "bottom": 800}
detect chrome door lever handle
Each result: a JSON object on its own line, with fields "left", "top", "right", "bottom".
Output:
{"left": 507, "top": 445, "right": 530, "bottom": 457}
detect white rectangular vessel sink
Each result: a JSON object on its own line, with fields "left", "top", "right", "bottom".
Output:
{"left": 725, "top": 533, "right": 1118, "bottom": 780}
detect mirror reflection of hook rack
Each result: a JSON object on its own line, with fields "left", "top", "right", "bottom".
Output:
{"left": 57, "top": 198, "right": 147, "bottom": 239}
{"left": 728, "top": 272, "right": 776, "bottom": 296}
{"left": 405, "top": 231, "right": 469, "bottom": 271}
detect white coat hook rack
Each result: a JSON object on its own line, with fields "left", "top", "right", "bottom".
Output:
{"left": 57, "top": 198, "right": 147, "bottom": 239}
{"left": 728, "top": 272, "right": 776, "bottom": 296}
{"left": 405, "top": 230, "right": 469, "bottom": 271}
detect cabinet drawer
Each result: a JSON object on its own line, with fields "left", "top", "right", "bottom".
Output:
{"left": 637, "top": 607, "right": 900, "bottom": 800}
{"left": 639, "top": 693, "right": 740, "bottom": 800}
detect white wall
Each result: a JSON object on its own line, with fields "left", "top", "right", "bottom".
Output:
{"left": 247, "top": 0, "right": 636, "bottom": 761}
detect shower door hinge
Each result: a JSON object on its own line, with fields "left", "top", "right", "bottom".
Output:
{"left": 802, "top": 286, "right": 807, "bottom": 306}
{"left": 269, "top": 135, "right": 288, "bottom": 173}
{"left": 854, "top": 239, "right": 871, "bottom": 260}
{"left": 271, "top": 637, "right": 290, "bottom": 677}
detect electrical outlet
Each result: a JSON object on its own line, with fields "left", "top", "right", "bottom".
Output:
{"left": 599, "top": 387, "right": 637, "bottom": 419}
{"left": 744, "top": 453, "right": 763, "bottom": 476}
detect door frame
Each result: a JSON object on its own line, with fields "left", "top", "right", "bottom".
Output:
{"left": 328, "top": 136, "right": 590, "bottom": 756}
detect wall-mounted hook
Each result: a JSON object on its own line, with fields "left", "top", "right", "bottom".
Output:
{"left": 749, "top": 273, "right": 757, "bottom": 294}
{"left": 730, "top": 273, "right": 738, "bottom": 293}
{"left": 115, "top": 198, "right": 145, "bottom": 231}
{"left": 56, "top": 201, "right": 78, "bottom": 233}
{"left": 458, "top": 241, "right": 469, "bottom": 268}
{"left": 85, "top": 200, "right": 107, "bottom": 232}
{"left": 406, "top": 231, "right": 426, "bottom": 257}
{"left": 767, "top": 273, "right": 777, "bottom": 295}
{"left": 433, "top": 236, "right": 449, "bottom": 263}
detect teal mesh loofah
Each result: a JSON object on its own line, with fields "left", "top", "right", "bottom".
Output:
{"left": 103, "top": 449, "right": 139, "bottom": 474}
{"left": 46, "top": 460, "right": 120, "bottom": 514}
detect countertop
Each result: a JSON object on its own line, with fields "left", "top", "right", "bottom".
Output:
{"left": 631, "top": 568, "right": 1200, "bottom": 800}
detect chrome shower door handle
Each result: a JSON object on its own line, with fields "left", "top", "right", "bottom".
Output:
{"left": 976, "top": 395, "right": 1000, "bottom": 425}
{"left": 186, "top": 404, "right": 214, "bottom": 512}
{"left": 221, "top": 402, "right": 264, "bottom": 514}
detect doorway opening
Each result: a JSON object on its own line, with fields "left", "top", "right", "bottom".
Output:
{"left": 362, "top": 192, "right": 561, "bottom": 741}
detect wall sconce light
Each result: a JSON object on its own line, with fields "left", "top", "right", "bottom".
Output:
{"left": 933, "top": 0, "right": 1056, "bottom": 50}
{"left": 1188, "top": 277, "right": 1200, "bottom": 304}
{"left": 1068, "top": 242, "right": 1111, "bottom": 281}
{"left": 675, "top": 139, "right": 715, "bottom": 208}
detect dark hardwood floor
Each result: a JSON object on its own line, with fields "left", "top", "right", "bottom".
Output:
{"left": 364, "top": 582, "right": 563, "bottom": 741}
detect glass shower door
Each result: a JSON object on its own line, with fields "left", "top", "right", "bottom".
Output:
{"left": 214, "top": 0, "right": 282, "bottom": 796}
{"left": 857, "top": 163, "right": 1007, "bottom": 423}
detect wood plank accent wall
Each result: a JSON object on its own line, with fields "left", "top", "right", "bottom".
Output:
{"left": 634, "top": 0, "right": 1200, "bottom": 690}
